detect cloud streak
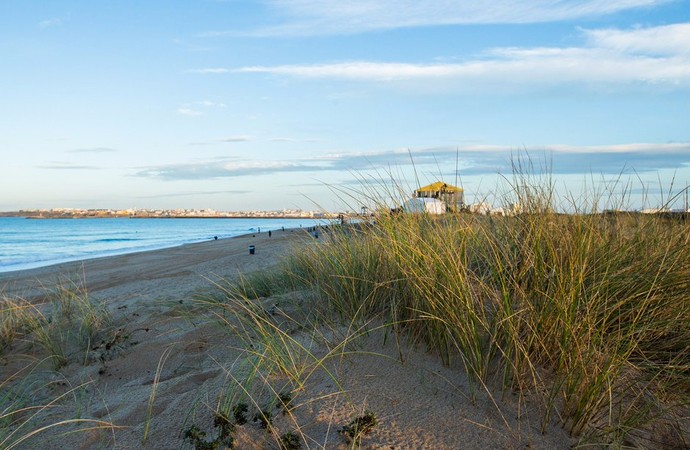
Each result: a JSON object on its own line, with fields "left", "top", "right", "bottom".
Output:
{"left": 583, "top": 22, "right": 690, "bottom": 56}
{"left": 136, "top": 189, "right": 250, "bottom": 199}
{"left": 236, "top": 23, "right": 690, "bottom": 90}
{"left": 187, "top": 136, "right": 252, "bottom": 146}
{"left": 39, "top": 18, "right": 62, "bottom": 29}
{"left": 202, "top": 0, "right": 671, "bottom": 37}
{"left": 177, "top": 107, "right": 203, "bottom": 116}
{"left": 269, "top": 137, "right": 321, "bottom": 143}
{"left": 185, "top": 68, "right": 229, "bottom": 74}
{"left": 67, "top": 147, "right": 117, "bottom": 154}
{"left": 134, "top": 160, "right": 311, "bottom": 180}
{"left": 37, "top": 162, "right": 102, "bottom": 170}
{"left": 132, "top": 142, "right": 690, "bottom": 181}
{"left": 176, "top": 100, "right": 228, "bottom": 117}
{"left": 217, "top": 136, "right": 252, "bottom": 142}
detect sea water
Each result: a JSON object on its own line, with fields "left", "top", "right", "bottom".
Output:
{"left": 0, "top": 217, "right": 319, "bottom": 273}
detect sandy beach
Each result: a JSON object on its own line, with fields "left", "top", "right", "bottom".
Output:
{"left": 1, "top": 229, "right": 574, "bottom": 449}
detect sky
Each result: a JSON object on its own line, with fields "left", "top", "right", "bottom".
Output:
{"left": 2, "top": 0, "right": 690, "bottom": 213}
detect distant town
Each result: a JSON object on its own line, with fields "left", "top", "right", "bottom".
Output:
{"left": 0, "top": 208, "right": 342, "bottom": 219}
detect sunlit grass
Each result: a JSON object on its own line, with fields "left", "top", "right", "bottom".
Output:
{"left": 239, "top": 165, "right": 690, "bottom": 446}
{"left": 1, "top": 276, "right": 117, "bottom": 448}
{"left": 1, "top": 275, "right": 112, "bottom": 369}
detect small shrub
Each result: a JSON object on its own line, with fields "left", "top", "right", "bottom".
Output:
{"left": 213, "top": 412, "right": 234, "bottom": 440}
{"left": 253, "top": 409, "right": 272, "bottom": 429}
{"left": 182, "top": 425, "right": 207, "bottom": 445}
{"left": 280, "top": 431, "right": 301, "bottom": 450}
{"left": 182, "top": 421, "right": 234, "bottom": 450}
{"left": 232, "top": 402, "right": 248, "bottom": 425}
{"left": 339, "top": 410, "right": 378, "bottom": 444}
{"left": 278, "top": 391, "right": 293, "bottom": 413}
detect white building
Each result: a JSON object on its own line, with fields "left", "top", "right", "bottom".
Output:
{"left": 403, "top": 197, "right": 446, "bottom": 215}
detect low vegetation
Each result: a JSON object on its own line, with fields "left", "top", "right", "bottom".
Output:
{"left": 1, "top": 275, "right": 117, "bottom": 449}
{"left": 243, "top": 171, "right": 690, "bottom": 447}
{"left": 1, "top": 276, "right": 112, "bottom": 368}
{"left": 339, "top": 410, "right": 378, "bottom": 445}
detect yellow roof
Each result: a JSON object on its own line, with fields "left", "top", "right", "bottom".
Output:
{"left": 416, "top": 181, "right": 463, "bottom": 192}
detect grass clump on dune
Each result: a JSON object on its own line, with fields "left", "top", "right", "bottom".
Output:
{"left": 1, "top": 275, "right": 112, "bottom": 369}
{"left": 1, "top": 276, "right": 117, "bottom": 449}
{"left": 250, "top": 170, "right": 690, "bottom": 447}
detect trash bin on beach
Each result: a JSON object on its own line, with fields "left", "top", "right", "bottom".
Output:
{"left": 249, "top": 245, "right": 255, "bottom": 255}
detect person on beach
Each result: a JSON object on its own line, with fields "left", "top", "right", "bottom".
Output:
{"left": 268, "top": 230, "right": 272, "bottom": 237}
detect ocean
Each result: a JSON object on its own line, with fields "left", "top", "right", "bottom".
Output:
{"left": 0, "top": 216, "right": 320, "bottom": 273}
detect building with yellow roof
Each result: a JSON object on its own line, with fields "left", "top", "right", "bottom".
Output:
{"left": 414, "top": 181, "right": 465, "bottom": 212}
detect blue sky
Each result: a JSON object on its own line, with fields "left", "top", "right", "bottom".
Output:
{"left": 2, "top": 0, "right": 689, "bottom": 212}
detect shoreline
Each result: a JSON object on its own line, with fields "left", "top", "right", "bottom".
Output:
{"left": 0, "top": 227, "right": 310, "bottom": 301}
{"left": 0, "top": 217, "right": 320, "bottom": 275}
{"left": 22, "top": 215, "right": 332, "bottom": 220}
{"left": 0, "top": 232, "right": 256, "bottom": 276}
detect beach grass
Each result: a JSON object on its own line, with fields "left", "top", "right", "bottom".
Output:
{"left": 1, "top": 276, "right": 116, "bottom": 448}
{"left": 1, "top": 371, "right": 118, "bottom": 450}
{"left": 1, "top": 275, "right": 112, "bottom": 369}
{"left": 236, "top": 170, "right": 690, "bottom": 447}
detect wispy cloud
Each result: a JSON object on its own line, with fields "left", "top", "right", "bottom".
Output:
{"left": 67, "top": 147, "right": 117, "bottom": 154}
{"left": 236, "top": 23, "right": 690, "bottom": 90}
{"left": 217, "top": 136, "right": 251, "bottom": 142}
{"left": 37, "top": 162, "right": 102, "bottom": 170}
{"left": 202, "top": 0, "right": 670, "bottom": 37}
{"left": 134, "top": 160, "right": 310, "bottom": 180}
{"left": 269, "top": 137, "right": 321, "bottom": 143}
{"left": 39, "top": 17, "right": 62, "bottom": 29}
{"left": 132, "top": 142, "right": 690, "bottom": 181}
{"left": 176, "top": 100, "right": 227, "bottom": 117}
{"left": 187, "top": 136, "right": 252, "bottom": 145}
{"left": 185, "top": 68, "right": 229, "bottom": 74}
{"left": 583, "top": 22, "right": 690, "bottom": 56}
{"left": 188, "top": 137, "right": 318, "bottom": 147}
{"left": 176, "top": 107, "right": 203, "bottom": 116}
{"left": 137, "top": 189, "right": 250, "bottom": 199}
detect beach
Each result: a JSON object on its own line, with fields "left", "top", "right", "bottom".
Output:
{"left": 1, "top": 228, "right": 574, "bottom": 449}
{"left": 0, "top": 229, "right": 297, "bottom": 303}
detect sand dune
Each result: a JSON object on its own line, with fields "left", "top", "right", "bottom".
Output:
{"left": 1, "top": 229, "right": 573, "bottom": 449}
